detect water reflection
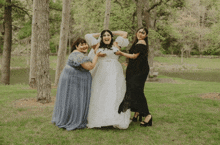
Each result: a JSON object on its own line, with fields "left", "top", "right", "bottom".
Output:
{"left": 0, "top": 68, "right": 55, "bottom": 85}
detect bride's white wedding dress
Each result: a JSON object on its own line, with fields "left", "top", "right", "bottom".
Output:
{"left": 85, "top": 34, "right": 131, "bottom": 129}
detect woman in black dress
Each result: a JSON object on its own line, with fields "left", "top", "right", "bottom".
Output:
{"left": 116, "top": 27, "right": 152, "bottom": 127}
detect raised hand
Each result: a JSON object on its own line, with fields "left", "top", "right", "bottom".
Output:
{"left": 94, "top": 43, "right": 100, "bottom": 54}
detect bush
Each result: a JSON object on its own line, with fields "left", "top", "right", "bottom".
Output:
{"left": 50, "top": 41, "right": 57, "bottom": 53}
{"left": 17, "top": 21, "right": 32, "bottom": 40}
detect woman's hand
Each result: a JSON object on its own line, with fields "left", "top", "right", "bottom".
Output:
{"left": 113, "top": 42, "right": 121, "bottom": 50}
{"left": 94, "top": 43, "right": 100, "bottom": 54}
{"left": 114, "top": 50, "right": 122, "bottom": 55}
{"left": 96, "top": 51, "right": 106, "bottom": 57}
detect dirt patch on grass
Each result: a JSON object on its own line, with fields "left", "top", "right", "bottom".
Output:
{"left": 199, "top": 93, "right": 220, "bottom": 100}
{"left": 13, "top": 91, "right": 219, "bottom": 109}
{"left": 13, "top": 96, "right": 56, "bottom": 108}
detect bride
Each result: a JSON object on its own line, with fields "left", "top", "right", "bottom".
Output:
{"left": 85, "top": 30, "right": 131, "bottom": 129}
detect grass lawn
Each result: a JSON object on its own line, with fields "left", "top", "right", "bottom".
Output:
{"left": 0, "top": 55, "right": 220, "bottom": 144}
{"left": 0, "top": 77, "right": 220, "bottom": 145}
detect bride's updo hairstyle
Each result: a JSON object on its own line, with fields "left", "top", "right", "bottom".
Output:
{"left": 71, "top": 37, "right": 87, "bottom": 52}
{"left": 99, "top": 29, "right": 114, "bottom": 49}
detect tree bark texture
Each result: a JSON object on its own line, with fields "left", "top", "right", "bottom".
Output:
{"left": 143, "top": 0, "right": 154, "bottom": 77}
{"left": 36, "top": 0, "right": 51, "bottom": 103}
{"left": 143, "top": 0, "right": 150, "bottom": 29}
{"left": 137, "top": 0, "right": 143, "bottom": 28}
{"left": 29, "top": 0, "right": 38, "bottom": 88}
{"left": 1, "top": 0, "right": 12, "bottom": 85}
{"left": 104, "top": 0, "right": 111, "bottom": 29}
{"left": 55, "top": 0, "right": 70, "bottom": 86}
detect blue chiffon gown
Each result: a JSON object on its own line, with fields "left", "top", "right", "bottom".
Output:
{"left": 51, "top": 52, "right": 92, "bottom": 130}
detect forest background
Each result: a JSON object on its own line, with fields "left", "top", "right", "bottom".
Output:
{"left": 1, "top": 0, "right": 220, "bottom": 56}
{"left": 0, "top": 1, "right": 220, "bottom": 144}
{"left": 0, "top": 0, "right": 220, "bottom": 100}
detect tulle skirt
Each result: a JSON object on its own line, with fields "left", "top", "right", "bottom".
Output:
{"left": 87, "top": 59, "right": 131, "bottom": 129}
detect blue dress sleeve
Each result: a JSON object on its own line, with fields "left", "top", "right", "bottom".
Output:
{"left": 68, "top": 52, "right": 92, "bottom": 67}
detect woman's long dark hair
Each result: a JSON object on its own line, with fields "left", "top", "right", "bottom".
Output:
{"left": 131, "top": 27, "right": 149, "bottom": 53}
{"left": 99, "top": 30, "right": 114, "bottom": 49}
{"left": 71, "top": 37, "right": 87, "bottom": 52}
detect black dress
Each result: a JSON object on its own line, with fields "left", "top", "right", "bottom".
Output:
{"left": 118, "top": 44, "right": 150, "bottom": 117}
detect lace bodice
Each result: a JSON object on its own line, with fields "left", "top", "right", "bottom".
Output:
{"left": 85, "top": 33, "right": 129, "bottom": 62}
{"left": 96, "top": 47, "right": 119, "bottom": 62}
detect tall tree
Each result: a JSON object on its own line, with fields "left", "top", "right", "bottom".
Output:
{"left": 36, "top": 0, "right": 51, "bottom": 103}
{"left": 29, "top": 0, "right": 38, "bottom": 88}
{"left": 104, "top": 0, "right": 111, "bottom": 29}
{"left": 1, "top": 0, "right": 12, "bottom": 85}
{"left": 136, "top": 0, "right": 143, "bottom": 28}
{"left": 55, "top": 0, "right": 70, "bottom": 86}
{"left": 143, "top": 0, "right": 156, "bottom": 77}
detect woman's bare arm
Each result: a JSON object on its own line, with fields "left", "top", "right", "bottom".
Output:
{"left": 112, "top": 31, "right": 128, "bottom": 38}
{"left": 92, "top": 33, "right": 101, "bottom": 38}
{"left": 118, "top": 51, "right": 139, "bottom": 59}
{"left": 116, "top": 39, "right": 146, "bottom": 59}
{"left": 81, "top": 52, "right": 102, "bottom": 70}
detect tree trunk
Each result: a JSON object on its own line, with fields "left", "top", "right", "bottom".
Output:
{"left": 181, "top": 49, "right": 184, "bottom": 64}
{"left": 143, "top": 0, "right": 150, "bottom": 29}
{"left": 55, "top": 0, "right": 70, "bottom": 86}
{"left": 137, "top": 0, "right": 143, "bottom": 28}
{"left": 29, "top": 0, "right": 38, "bottom": 88}
{"left": 68, "top": 13, "right": 73, "bottom": 55}
{"left": 1, "top": 0, "right": 12, "bottom": 85}
{"left": 143, "top": 0, "right": 154, "bottom": 78}
{"left": 104, "top": 0, "right": 111, "bottom": 29}
{"left": 36, "top": 0, "right": 51, "bottom": 103}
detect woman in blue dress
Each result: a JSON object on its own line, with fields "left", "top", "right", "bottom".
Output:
{"left": 52, "top": 38, "right": 103, "bottom": 130}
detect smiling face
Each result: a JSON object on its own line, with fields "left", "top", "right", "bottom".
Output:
{"left": 136, "top": 29, "right": 147, "bottom": 40}
{"left": 102, "top": 31, "right": 112, "bottom": 45}
{"left": 75, "top": 43, "right": 88, "bottom": 53}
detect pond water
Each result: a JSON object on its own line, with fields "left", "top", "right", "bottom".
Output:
{"left": 159, "top": 69, "right": 220, "bottom": 83}
{"left": 0, "top": 68, "right": 55, "bottom": 85}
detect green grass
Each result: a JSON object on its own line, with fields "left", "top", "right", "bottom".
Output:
{"left": 0, "top": 55, "right": 29, "bottom": 68}
{"left": 0, "top": 78, "right": 220, "bottom": 144}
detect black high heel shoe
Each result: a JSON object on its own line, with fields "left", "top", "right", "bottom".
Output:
{"left": 139, "top": 114, "right": 143, "bottom": 122}
{"left": 131, "top": 116, "right": 138, "bottom": 122}
{"left": 131, "top": 114, "right": 143, "bottom": 122}
{"left": 140, "top": 115, "right": 152, "bottom": 127}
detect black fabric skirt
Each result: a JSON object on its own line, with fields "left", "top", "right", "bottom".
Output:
{"left": 118, "top": 72, "right": 150, "bottom": 117}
